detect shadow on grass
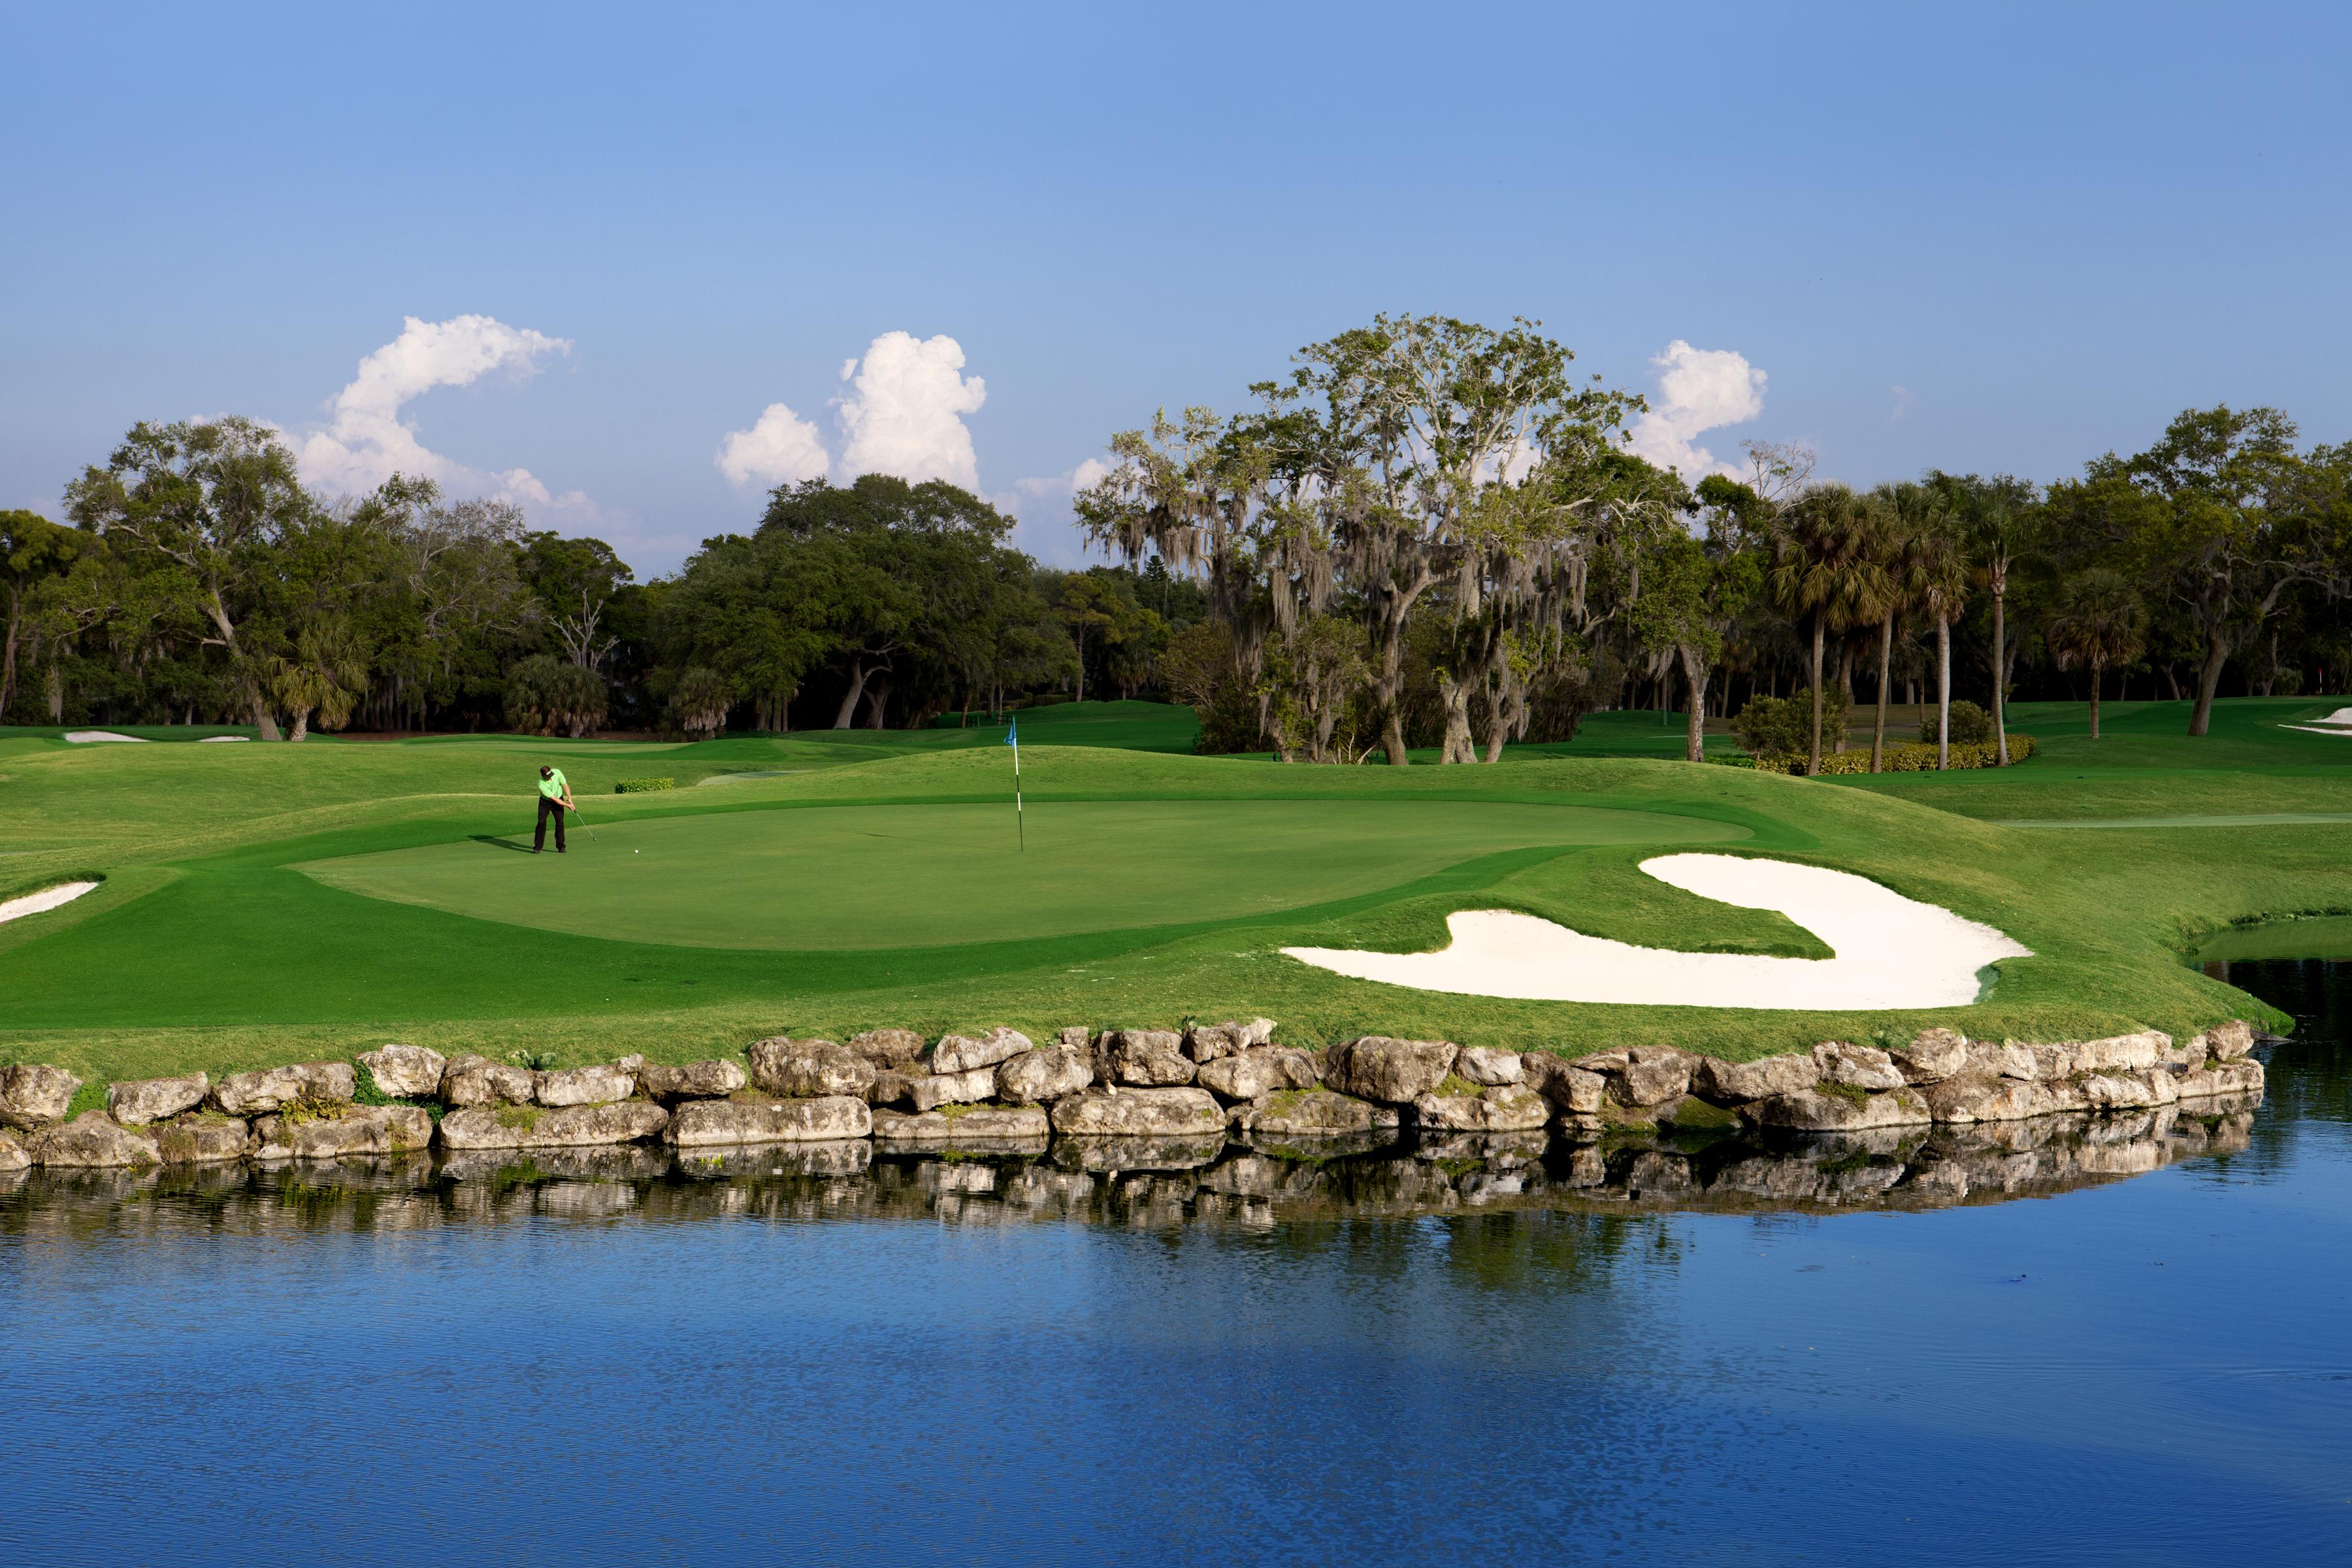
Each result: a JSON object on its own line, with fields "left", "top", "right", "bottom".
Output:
{"left": 469, "top": 835, "right": 537, "bottom": 855}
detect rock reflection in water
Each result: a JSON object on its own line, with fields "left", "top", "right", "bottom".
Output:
{"left": 0, "top": 1096, "right": 2255, "bottom": 1237}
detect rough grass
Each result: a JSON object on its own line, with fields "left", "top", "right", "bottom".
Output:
{"left": 2, "top": 697, "right": 2340, "bottom": 1090}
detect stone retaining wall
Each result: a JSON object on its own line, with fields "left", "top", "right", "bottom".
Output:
{"left": 0, "top": 1020, "right": 2266, "bottom": 1172}
{"left": 5, "top": 1101, "right": 2260, "bottom": 1223}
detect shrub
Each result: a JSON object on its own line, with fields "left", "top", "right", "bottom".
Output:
{"left": 1731, "top": 689, "right": 1848, "bottom": 762}
{"left": 1159, "top": 620, "right": 1261, "bottom": 755}
{"left": 615, "top": 777, "right": 675, "bottom": 793}
{"left": 1750, "top": 734, "right": 2037, "bottom": 774}
{"left": 1919, "top": 699, "right": 1995, "bottom": 747}
{"left": 505, "top": 655, "right": 610, "bottom": 738}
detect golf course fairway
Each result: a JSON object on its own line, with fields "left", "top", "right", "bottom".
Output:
{"left": 299, "top": 799, "right": 1746, "bottom": 949}
{"left": 8, "top": 696, "right": 2352, "bottom": 1090}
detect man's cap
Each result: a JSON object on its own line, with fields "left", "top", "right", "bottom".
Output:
{"left": 540, "top": 766, "right": 553, "bottom": 777}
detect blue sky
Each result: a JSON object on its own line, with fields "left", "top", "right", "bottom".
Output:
{"left": 5, "top": 2, "right": 2347, "bottom": 574}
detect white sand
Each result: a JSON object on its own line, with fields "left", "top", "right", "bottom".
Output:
{"left": 1282, "top": 853, "right": 2031, "bottom": 1011}
{"left": 63, "top": 730, "right": 146, "bottom": 743}
{"left": 197, "top": 735, "right": 251, "bottom": 742}
{"left": 0, "top": 881, "right": 99, "bottom": 924}
{"left": 2284, "top": 708, "right": 2352, "bottom": 735}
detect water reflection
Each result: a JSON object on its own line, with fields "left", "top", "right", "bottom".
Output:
{"left": 0, "top": 1096, "right": 2260, "bottom": 1239}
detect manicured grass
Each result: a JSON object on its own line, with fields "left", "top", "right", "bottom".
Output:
{"left": 300, "top": 798, "right": 1740, "bottom": 949}
{"left": 2, "top": 697, "right": 2344, "bottom": 1092}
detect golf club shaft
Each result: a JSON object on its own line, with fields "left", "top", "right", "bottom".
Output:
{"left": 570, "top": 803, "right": 599, "bottom": 841}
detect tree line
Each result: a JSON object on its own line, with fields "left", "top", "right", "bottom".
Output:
{"left": 5, "top": 316, "right": 2347, "bottom": 763}
{"left": 0, "top": 421, "right": 1201, "bottom": 738}
{"left": 1077, "top": 314, "right": 2352, "bottom": 768}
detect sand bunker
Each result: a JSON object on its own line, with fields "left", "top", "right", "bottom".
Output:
{"left": 1282, "top": 853, "right": 2031, "bottom": 1010}
{"left": 2285, "top": 708, "right": 2352, "bottom": 736}
{"left": 0, "top": 881, "right": 99, "bottom": 924}
{"left": 197, "top": 735, "right": 251, "bottom": 742}
{"left": 63, "top": 730, "right": 146, "bottom": 743}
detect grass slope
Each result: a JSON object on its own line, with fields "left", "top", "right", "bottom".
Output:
{"left": 2, "top": 697, "right": 2340, "bottom": 1088}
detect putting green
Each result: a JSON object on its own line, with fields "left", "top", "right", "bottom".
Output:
{"left": 299, "top": 798, "right": 1746, "bottom": 950}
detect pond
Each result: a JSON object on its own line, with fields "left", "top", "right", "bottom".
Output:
{"left": 5, "top": 972, "right": 2347, "bottom": 1565}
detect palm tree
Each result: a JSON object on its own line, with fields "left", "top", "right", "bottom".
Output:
{"left": 2046, "top": 569, "right": 2147, "bottom": 740}
{"left": 1866, "top": 483, "right": 1946, "bottom": 772}
{"left": 1933, "top": 471, "right": 2038, "bottom": 765}
{"left": 265, "top": 621, "right": 370, "bottom": 742}
{"left": 1912, "top": 531, "right": 1971, "bottom": 770}
{"left": 1770, "top": 485, "right": 1886, "bottom": 774}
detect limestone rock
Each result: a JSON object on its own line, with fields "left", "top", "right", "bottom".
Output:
{"left": 846, "top": 1027, "right": 928, "bottom": 1068}
{"left": 1455, "top": 1046, "right": 1524, "bottom": 1086}
{"left": 153, "top": 1115, "right": 253, "bottom": 1165}
{"left": 1812, "top": 1041, "right": 1906, "bottom": 1093}
{"left": 664, "top": 1096, "right": 871, "bottom": 1147}
{"left": 1890, "top": 1028, "right": 1969, "bottom": 1085}
{"left": 2072, "top": 1031, "right": 2168, "bottom": 1074}
{"left": 2078, "top": 1070, "right": 2176, "bottom": 1111}
{"left": 868, "top": 1070, "right": 917, "bottom": 1108}
{"left": 749, "top": 1039, "right": 875, "bottom": 1100}
{"left": 1049, "top": 1086, "right": 1224, "bottom": 1137}
{"left": 873, "top": 1104, "right": 1051, "bottom": 1143}
{"left": 0, "top": 1064, "right": 84, "bottom": 1131}
{"left": 1520, "top": 1054, "right": 1605, "bottom": 1116}
{"left": 1237, "top": 1088, "right": 1377, "bottom": 1137}
{"left": 994, "top": 1046, "right": 1095, "bottom": 1104}
{"left": 106, "top": 1073, "right": 208, "bottom": 1127}
{"left": 1245, "top": 1018, "right": 1278, "bottom": 1047}
{"left": 255, "top": 1105, "right": 432, "bottom": 1160}
{"left": 1197, "top": 1047, "right": 1319, "bottom": 1103}
{"left": 440, "top": 1054, "right": 537, "bottom": 1108}
{"left": 1969, "top": 1041, "right": 2042, "bottom": 1082}
{"left": 534, "top": 1064, "right": 637, "bottom": 1107}
{"left": 635, "top": 1058, "right": 749, "bottom": 1102}
{"left": 211, "top": 1061, "right": 356, "bottom": 1117}
{"left": 1413, "top": 1083, "right": 1548, "bottom": 1132}
{"left": 1185, "top": 1022, "right": 1251, "bottom": 1062}
{"left": 1324, "top": 1037, "right": 1458, "bottom": 1104}
{"left": 1690, "top": 1053, "right": 1820, "bottom": 1103}
{"left": 931, "top": 1028, "right": 1032, "bottom": 1075}
{"left": 358, "top": 1044, "right": 448, "bottom": 1099}
{"left": 25, "top": 1111, "right": 159, "bottom": 1167}
{"left": 1107, "top": 1029, "right": 1194, "bottom": 1086}
{"left": 1921, "top": 1077, "right": 2049, "bottom": 1123}
{"left": 1744, "top": 1086, "right": 1934, "bottom": 1132}
{"left": 2195, "top": 1020, "right": 2256, "bottom": 1060}
{"left": 0, "top": 1129, "right": 27, "bottom": 1173}
{"left": 1055, "top": 1026, "right": 1092, "bottom": 1049}
{"left": 438, "top": 1100, "right": 670, "bottom": 1151}
{"left": 909, "top": 1068, "right": 997, "bottom": 1112}
{"left": 1620, "top": 1047, "right": 1693, "bottom": 1107}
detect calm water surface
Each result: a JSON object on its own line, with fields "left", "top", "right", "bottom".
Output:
{"left": 6, "top": 966, "right": 2349, "bottom": 1566}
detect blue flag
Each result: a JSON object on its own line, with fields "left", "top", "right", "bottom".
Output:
{"left": 1005, "top": 717, "right": 1017, "bottom": 749}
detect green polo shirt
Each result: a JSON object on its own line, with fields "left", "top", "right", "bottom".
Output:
{"left": 538, "top": 768, "right": 568, "bottom": 801}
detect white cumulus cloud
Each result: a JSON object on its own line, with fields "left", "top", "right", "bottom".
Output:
{"left": 714, "top": 402, "right": 830, "bottom": 489}
{"left": 716, "top": 329, "right": 992, "bottom": 495}
{"left": 833, "top": 331, "right": 987, "bottom": 489}
{"left": 297, "top": 314, "right": 591, "bottom": 515}
{"left": 1625, "top": 340, "right": 1767, "bottom": 481}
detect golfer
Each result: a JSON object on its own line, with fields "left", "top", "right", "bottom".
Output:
{"left": 533, "top": 764, "right": 576, "bottom": 853}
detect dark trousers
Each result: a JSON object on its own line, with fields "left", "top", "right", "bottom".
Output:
{"left": 534, "top": 795, "right": 567, "bottom": 851}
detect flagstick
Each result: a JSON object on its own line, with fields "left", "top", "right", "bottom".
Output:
{"left": 1013, "top": 738, "right": 1024, "bottom": 851}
